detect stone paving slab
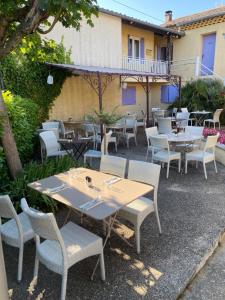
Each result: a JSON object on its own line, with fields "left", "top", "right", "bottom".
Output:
{"left": 4, "top": 134, "right": 225, "bottom": 300}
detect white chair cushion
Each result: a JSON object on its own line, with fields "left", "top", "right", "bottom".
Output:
{"left": 153, "top": 150, "right": 180, "bottom": 162}
{"left": 186, "top": 150, "right": 214, "bottom": 162}
{"left": 1, "top": 212, "right": 34, "bottom": 247}
{"left": 121, "top": 197, "right": 154, "bottom": 216}
{"left": 37, "top": 222, "right": 102, "bottom": 274}
{"left": 84, "top": 150, "right": 102, "bottom": 158}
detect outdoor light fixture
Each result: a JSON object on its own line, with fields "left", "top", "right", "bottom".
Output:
{"left": 122, "top": 82, "right": 127, "bottom": 89}
{"left": 47, "top": 73, "right": 53, "bottom": 85}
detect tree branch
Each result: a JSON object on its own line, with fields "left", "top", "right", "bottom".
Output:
{"left": 37, "top": 13, "right": 61, "bottom": 34}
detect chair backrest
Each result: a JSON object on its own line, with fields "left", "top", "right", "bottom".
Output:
{"left": 100, "top": 130, "right": 112, "bottom": 154}
{"left": 100, "top": 155, "right": 127, "bottom": 178}
{"left": 21, "top": 198, "right": 64, "bottom": 243}
{"left": 39, "top": 131, "right": 60, "bottom": 157}
{"left": 157, "top": 118, "right": 172, "bottom": 134}
{"left": 42, "top": 121, "right": 59, "bottom": 130}
{"left": 125, "top": 118, "right": 137, "bottom": 130}
{"left": 59, "top": 120, "right": 66, "bottom": 136}
{"left": 177, "top": 112, "right": 190, "bottom": 127}
{"left": 149, "top": 135, "right": 169, "bottom": 151}
{"left": 181, "top": 107, "right": 188, "bottom": 113}
{"left": 204, "top": 134, "right": 219, "bottom": 153}
{"left": 172, "top": 108, "right": 178, "bottom": 114}
{"left": 94, "top": 124, "right": 101, "bottom": 135}
{"left": 185, "top": 126, "right": 204, "bottom": 136}
{"left": 145, "top": 126, "right": 158, "bottom": 139}
{"left": 83, "top": 123, "right": 95, "bottom": 136}
{"left": 0, "top": 195, "right": 23, "bottom": 238}
{"left": 213, "top": 109, "right": 223, "bottom": 122}
{"left": 128, "top": 160, "right": 161, "bottom": 197}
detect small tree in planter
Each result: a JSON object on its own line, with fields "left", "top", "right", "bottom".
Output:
{"left": 86, "top": 107, "right": 123, "bottom": 154}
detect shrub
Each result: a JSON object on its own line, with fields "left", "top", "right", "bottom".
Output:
{"left": 169, "top": 78, "right": 225, "bottom": 123}
{"left": 2, "top": 156, "right": 81, "bottom": 213}
{"left": 3, "top": 91, "right": 39, "bottom": 163}
{"left": 1, "top": 33, "right": 72, "bottom": 122}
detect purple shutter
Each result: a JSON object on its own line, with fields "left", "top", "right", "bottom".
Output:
{"left": 201, "top": 33, "right": 216, "bottom": 75}
{"left": 168, "top": 85, "right": 179, "bottom": 103}
{"left": 122, "top": 87, "right": 136, "bottom": 105}
{"left": 140, "top": 38, "right": 144, "bottom": 60}
{"left": 161, "top": 86, "right": 169, "bottom": 103}
{"left": 128, "top": 35, "right": 132, "bottom": 58}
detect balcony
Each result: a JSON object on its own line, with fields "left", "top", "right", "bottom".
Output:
{"left": 122, "top": 56, "right": 168, "bottom": 75}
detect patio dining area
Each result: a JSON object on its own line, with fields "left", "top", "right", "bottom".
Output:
{"left": 3, "top": 126, "right": 225, "bottom": 300}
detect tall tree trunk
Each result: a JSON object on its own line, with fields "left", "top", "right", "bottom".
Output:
{"left": 0, "top": 90, "right": 22, "bottom": 178}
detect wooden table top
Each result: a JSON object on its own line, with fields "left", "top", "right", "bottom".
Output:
{"left": 28, "top": 168, "right": 153, "bottom": 220}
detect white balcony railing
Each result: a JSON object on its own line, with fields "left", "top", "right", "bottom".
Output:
{"left": 122, "top": 56, "right": 168, "bottom": 75}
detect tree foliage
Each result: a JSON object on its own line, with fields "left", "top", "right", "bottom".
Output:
{"left": 1, "top": 33, "right": 72, "bottom": 121}
{"left": 0, "top": 0, "right": 98, "bottom": 59}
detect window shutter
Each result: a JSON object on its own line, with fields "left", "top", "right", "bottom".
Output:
{"left": 128, "top": 35, "right": 132, "bottom": 57}
{"left": 122, "top": 87, "right": 136, "bottom": 105}
{"left": 168, "top": 85, "right": 179, "bottom": 103}
{"left": 160, "top": 86, "right": 169, "bottom": 103}
{"left": 140, "top": 38, "right": 145, "bottom": 59}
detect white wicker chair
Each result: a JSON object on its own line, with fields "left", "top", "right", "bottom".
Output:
{"left": 0, "top": 195, "right": 34, "bottom": 282}
{"left": 94, "top": 125, "right": 117, "bottom": 152}
{"left": 185, "top": 134, "right": 219, "bottom": 179}
{"left": 175, "top": 126, "right": 204, "bottom": 151}
{"left": 157, "top": 118, "right": 173, "bottom": 134}
{"left": 203, "top": 109, "right": 223, "bottom": 129}
{"left": 84, "top": 131, "right": 112, "bottom": 166}
{"left": 39, "top": 131, "right": 68, "bottom": 162}
{"left": 124, "top": 118, "right": 137, "bottom": 148}
{"left": 145, "top": 126, "right": 159, "bottom": 161}
{"left": 118, "top": 160, "right": 161, "bottom": 253}
{"left": 21, "top": 198, "right": 105, "bottom": 300}
{"left": 150, "top": 135, "right": 181, "bottom": 178}
{"left": 100, "top": 155, "right": 127, "bottom": 178}
{"left": 59, "top": 121, "right": 75, "bottom": 139}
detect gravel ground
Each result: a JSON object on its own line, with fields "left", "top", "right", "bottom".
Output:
{"left": 4, "top": 130, "right": 225, "bottom": 300}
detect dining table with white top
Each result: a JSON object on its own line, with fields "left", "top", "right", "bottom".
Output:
{"left": 190, "top": 110, "right": 212, "bottom": 126}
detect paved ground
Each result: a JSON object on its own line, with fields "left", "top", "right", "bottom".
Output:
{"left": 4, "top": 130, "right": 225, "bottom": 299}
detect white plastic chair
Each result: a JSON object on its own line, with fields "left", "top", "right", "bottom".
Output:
{"left": 94, "top": 125, "right": 117, "bottom": 152}
{"left": 118, "top": 160, "right": 161, "bottom": 253}
{"left": 175, "top": 126, "right": 204, "bottom": 151}
{"left": 21, "top": 198, "right": 105, "bottom": 300}
{"left": 185, "top": 134, "right": 219, "bottom": 179}
{"left": 176, "top": 112, "right": 191, "bottom": 128}
{"left": 150, "top": 135, "right": 181, "bottom": 178}
{"left": 204, "top": 109, "right": 223, "bottom": 129}
{"left": 84, "top": 131, "right": 112, "bottom": 166}
{"left": 145, "top": 126, "right": 159, "bottom": 161}
{"left": 59, "top": 121, "right": 75, "bottom": 139}
{"left": 0, "top": 195, "right": 34, "bottom": 282}
{"left": 181, "top": 107, "right": 188, "bottom": 113}
{"left": 124, "top": 118, "right": 137, "bottom": 148}
{"left": 100, "top": 155, "right": 127, "bottom": 178}
{"left": 153, "top": 110, "right": 164, "bottom": 126}
{"left": 39, "top": 131, "right": 68, "bottom": 162}
{"left": 157, "top": 118, "right": 173, "bottom": 134}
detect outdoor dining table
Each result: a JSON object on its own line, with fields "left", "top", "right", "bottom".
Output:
{"left": 58, "top": 137, "right": 92, "bottom": 161}
{"left": 28, "top": 167, "right": 153, "bottom": 279}
{"left": 190, "top": 111, "right": 212, "bottom": 126}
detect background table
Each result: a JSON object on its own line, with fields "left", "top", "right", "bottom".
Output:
{"left": 59, "top": 138, "right": 92, "bottom": 161}
{"left": 190, "top": 111, "right": 212, "bottom": 126}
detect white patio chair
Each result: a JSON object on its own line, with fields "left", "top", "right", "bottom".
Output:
{"left": 172, "top": 108, "right": 178, "bottom": 118}
{"left": 94, "top": 125, "right": 117, "bottom": 152}
{"left": 157, "top": 118, "right": 173, "bottom": 134}
{"left": 145, "top": 126, "right": 159, "bottom": 161}
{"left": 176, "top": 112, "right": 192, "bottom": 127}
{"left": 153, "top": 110, "right": 164, "bottom": 126}
{"left": 124, "top": 118, "right": 137, "bottom": 148}
{"left": 0, "top": 195, "right": 34, "bottom": 282}
{"left": 84, "top": 131, "right": 112, "bottom": 166}
{"left": 175, "top": 126, "right": 204, "bottom": 151}
{"left": 150, "top": 135, "right": 181, "bottom": 178}
{"left": 21, "top": 198, "right": 105, "bottom": 300}
{"left": 181, "top": 107, "right": 188, "bottom": 113}
{"left": 39, "top": 131, "right": 68, "bottom": 162}
{"left": 59, "top": 121, "right": 75, "bottom": 139}
{"left": 42, "top": 121, "right": 59, "bottom": 130}
{"left": 185, "top": 134, "right": 219, "bottom": 179}
{"left": 100, "top": 155, "right": 127, "bottom": 178}
{"left": 203, "top": 109, "right": 223, "bottom": 129}
{"left": 118, "top": 160, "right": 161, "bottom": 253}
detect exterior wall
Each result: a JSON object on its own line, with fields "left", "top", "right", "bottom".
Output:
{"left": 46, "top": 12, "right": 122, "bottom": 68}
{"left": 49, "top": 76, "right": 166, "bottom": 121}
{"left": 172, "top": 21, "right": 225, "bottom": 81}
{"left": 122, "top": 24, "right": 155, "bottom": 60}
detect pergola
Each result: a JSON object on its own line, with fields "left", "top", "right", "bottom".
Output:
{"left": 46, "top": 62, "right": 181, "bottom": 128}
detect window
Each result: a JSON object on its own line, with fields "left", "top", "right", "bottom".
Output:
{"left": 161, "top": 85, "right": 179, "bottom": 104}
{"left": 128, "top": 36, "right": 140, "bottom": 59}
{"left": 122, "top": 87, "right": 136, "bottom": 105}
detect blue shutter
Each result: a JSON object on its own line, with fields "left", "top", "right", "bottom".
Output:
{"left": 168, "top": 85, "right": 179, "bottom": 103}
{"left": 140, "top": 38, "right": 145, "bottom": 60}
{"left": 161, "top": 86, "right": 169, "bottom": 103}
{"left": 122, "top": 87, "right": 136, "bottom": 105}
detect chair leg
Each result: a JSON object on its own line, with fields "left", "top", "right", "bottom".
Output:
{"left": 99, "top": 251, "right": 105, "bottom": 281}
{"left": 178, "top": 158, "right": 181, "bottom": 173}
{"left": 146, "top": 149, "right": 149, "bottom": 161}
{"left": 166, "top": 161, "right": 170, "bottom": 179}
{"left": 214, "top": 159, "right": 218, "bottom": 173}
{"left": 154, "top": 207, "right": 162, "bottom": 234}
{"left": 61, "top": 270, "right": 68, "bottom": 300}
{"left": 134, "top": 224, "right": 141, "bottom": 254}
{"left": 33, "top": 253, "right": 39, "bottom": 285}
{"left": 185, "top": 159, "right": 188, "bottom": 174}
{"left": 203, "top": 162, "right": 207, "bottom": 179}
{"left": 17, "top": 245, "right": 24, "bottom": 282}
